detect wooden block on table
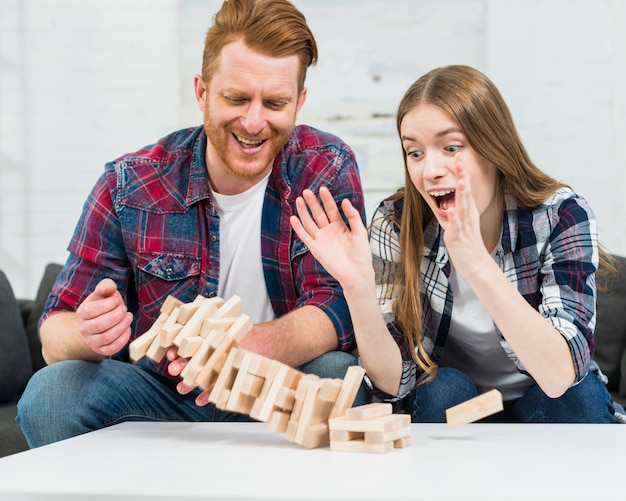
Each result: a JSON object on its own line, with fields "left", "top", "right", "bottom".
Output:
{"left": 330, "top": 439, "right": 394, "bottom": 454}
{"left": 329, "top": 365, "right": 366, "bottom": 419}
{"left": 364, "top": 425, "right": 411, "bottom": 444}
{"left": 301, "top": 422, "right": 330, "bottom": 449}
{"left": 329, "top": 429, "right": 363, "bottom": 442}
{"left": 445, "top": 389, "right": 503, "bottom": 428}
{"left": 329, "top": 412, "right": 410, "bottom": 433}
{"left": 344, "top": 402, "right": 392, "bottom": 421}
{"left": 393, "top": 435, "right": 412, "bottom": 448}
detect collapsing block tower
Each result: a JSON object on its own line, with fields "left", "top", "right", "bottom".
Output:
{"left": 129, "top": 294, "right": 369, "bottom": 450}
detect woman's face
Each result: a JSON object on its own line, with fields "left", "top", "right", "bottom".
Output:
{"left": 400, "top": 103, "right": 500, "bottom": 238}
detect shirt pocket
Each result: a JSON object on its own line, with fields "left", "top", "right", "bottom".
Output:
{"left": 137, "top": 251, "right": 202, "bottom": 318}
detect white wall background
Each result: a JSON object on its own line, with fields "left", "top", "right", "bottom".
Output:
{"left": 1, "top": 0, "right": 625, "bottom": 298}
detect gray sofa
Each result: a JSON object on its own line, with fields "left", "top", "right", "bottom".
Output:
{"left": 2, "top": 259, "right": 626, "bottom": 458}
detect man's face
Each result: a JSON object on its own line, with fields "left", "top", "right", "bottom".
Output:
{"left": 195, "top": 40, "right": 307, "bottom": 195}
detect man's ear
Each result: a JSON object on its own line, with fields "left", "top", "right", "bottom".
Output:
{"left": 193, "top": 74, "right": 207, "bottom": 111}
{"left": 296, "top": 87, "right": 307, "bottom": 114}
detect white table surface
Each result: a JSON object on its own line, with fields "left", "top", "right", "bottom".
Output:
{"left": 0, "top": 421, "right": 622, "bottom": 501}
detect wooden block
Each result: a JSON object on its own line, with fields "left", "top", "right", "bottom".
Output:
{"left": 329, "top": 413, "right": 410, "bottom": 433}
{"left": 224, "top": 351, "right": 258, "bottom": 414}
{"left": 445, "top": 389, "right": 503, "bottom": 428}
{"left": 215, "top": 295, "right": 243, "bottom": 317}
{"left": 225, "top": 314, "right": 252, "bottom": 342}
{"left": 329, "top": 365, "right": 366, "bottom": 418}
{"left": 145, "top": 333, "right": 168, "bottom": 362}
{"left": 177, "top": 295, "right": 205, "bottom": 324}
{"left": 194, "top": 336, "right": 238, "bottom": 390}
{"left": 208, "top": 347, "right": 244, "bottom": 409}
{"left": 249, "top": 363, "right": 301, "bottom": 423}
{"left": 158, "top": 323, "right": 183, "bottom": 348}
{"left": 203, "top": 316, "right": 238, "bottom": 333}
{"left": 240, "top": 373, "right": 264, "bottom": 397}
{"left": 344, "top": 402, "right": 392, "bottom": 421}
{"left": 293, "top": 378, "right": 324, "bottom": 444}
{"left": 330, "top": 439, "right": 394, "bottom": 454}
{"left": 128, "top": 307, "right": 172, "bottom": 361}
{"left": 329, "top": 429, "right": 363, "bottom": 442}
{"left": 393, "top": 436, "right": 412, "bottom": 448}
{"left": 177, "top": 335, "right": 204, "bottom": 358}
{"left": 301, "top": 422, "right": 330, "bottom": 449}
{"left": 267, "top": 410, "right": 291, "bottom": 433}
{"left": 317, "top": 379, "right": 342, "bottom": 403}
{"left": 274, "top": 387, "right": 296, "bottom": 411}
{"left": 173, "top": 298, "right": 219, "bottom": 347}
{"left": 364, "top": 425, "right": 411, "bottom": 444}
{"left": 160, "top": 295, "right": 184, "bottom": 315}
{"left": 180, "top": 334, "right": 216, "bottom": 384}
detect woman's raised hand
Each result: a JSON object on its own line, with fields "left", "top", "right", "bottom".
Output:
{"left": 290, "top": 187, "right": 373, "bottom": 289}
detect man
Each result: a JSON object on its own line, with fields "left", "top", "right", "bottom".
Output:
{"left": 17, "top": 0, "right": 367, "bottom": 448}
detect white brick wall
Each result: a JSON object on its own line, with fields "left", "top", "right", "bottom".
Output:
{"left": 1, "top": 0, "right": 625, "bottom": 297}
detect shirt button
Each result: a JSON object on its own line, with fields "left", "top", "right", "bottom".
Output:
{"left": 208, "top": 291, "right": 216, "bottom": 298}
{"left": 166, "top": 267, "right": 173, "bottom": 276}
{"left": 210, "top": 235, "right": 217, "bottom": 242}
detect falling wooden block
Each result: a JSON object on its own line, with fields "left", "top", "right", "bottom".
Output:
{"left": 177, "top": 335, "right": 204, "bottom": 358}
{"left": 215, "top": 295, "right": 243, "bottom": 317}
{"left": 173, "top": 297, "right": 220, "bottom": 347}
{"left": 128, "top": 295, "right": 182, "bottom": 361}
{"left": 329, "top": 365, "right": 366, "bottom": 418}
{"left": 445, "top": 389, "right": 503, "bottom": 428}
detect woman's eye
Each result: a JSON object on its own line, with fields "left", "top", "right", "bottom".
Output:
{"left": 445, "top": 145, "right": 462, "bottom": 154}
{"left": 406, "top": 150, "right": 423, "bottom": 160}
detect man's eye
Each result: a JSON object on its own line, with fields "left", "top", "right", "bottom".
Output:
{"left": 266, "top": 101, "right": 287, "bottom": 110}
{"left": 226, "top": 97, "right": 245, "bottom": 105}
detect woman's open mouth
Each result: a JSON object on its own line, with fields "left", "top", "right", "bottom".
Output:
{"left": 431, "top": 189, "right": 456, "bottom": 211}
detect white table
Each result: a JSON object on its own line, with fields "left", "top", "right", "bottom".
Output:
{"left": 0, "top": 422, "right": 622, "bottom": 500}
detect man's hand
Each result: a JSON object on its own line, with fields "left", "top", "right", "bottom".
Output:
{"left": 75, "top": 278, "right": 133, "bottom": 357}
{"left": 167, "top": 347, "right": 214, "bottom": 406}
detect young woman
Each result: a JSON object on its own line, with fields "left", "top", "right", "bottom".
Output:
{"left": 290, "top": 65, "right": 625, "bottom": 423}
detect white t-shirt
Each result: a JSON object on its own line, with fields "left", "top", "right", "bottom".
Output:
{"left": 439, "top": 263, "right": 534, "bottom": 401}
{"left": 211, "top": 174, "right": 275, "bottom": 324}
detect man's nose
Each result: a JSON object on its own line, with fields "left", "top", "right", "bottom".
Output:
{"left": 241, "top": 101, "right": 266, "bottom": 134}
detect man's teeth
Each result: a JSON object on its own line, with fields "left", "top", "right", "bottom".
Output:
{"left": 235, "top": 135, "right": 263, "bottom": 147}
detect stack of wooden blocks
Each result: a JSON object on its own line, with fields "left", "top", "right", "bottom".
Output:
{"left": 129, "top": 293, "right": 410, "bottom": 452}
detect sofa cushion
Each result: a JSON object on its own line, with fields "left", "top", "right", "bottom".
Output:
{"left": 0, "top": 270, "right": 32, "bottom": 403}
{"left": 25, "top": 263, "right": 63, "bottom": 372}
{"left": 594, "top": 255, "right": 626, "bottom": 393}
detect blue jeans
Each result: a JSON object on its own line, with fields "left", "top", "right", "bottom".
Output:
{"left": 17, "top": 351, "right": 370, "bottom": 448}
{"left": 411, "top": 367, "right": 619, "bottom": 423}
